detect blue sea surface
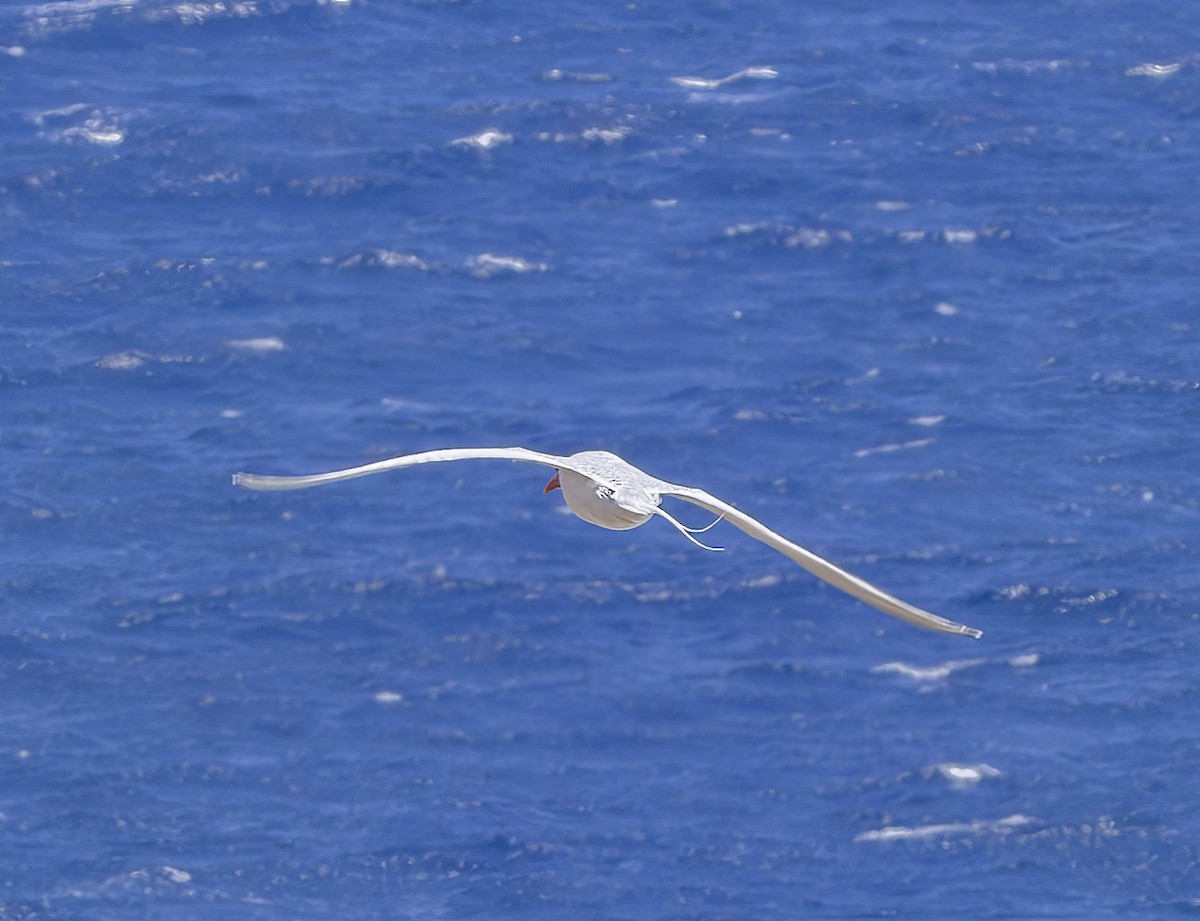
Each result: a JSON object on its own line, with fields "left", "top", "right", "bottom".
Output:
{"left": 3, "top": 1, "right": 1199, "bottom": 917}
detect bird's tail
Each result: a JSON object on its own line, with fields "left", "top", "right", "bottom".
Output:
{"left": 651, "top": 506, "right": 725, "bottom": 551}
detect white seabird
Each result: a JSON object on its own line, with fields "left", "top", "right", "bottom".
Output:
{"left": 233, "top": 447, "right": 982, "bottom": 639}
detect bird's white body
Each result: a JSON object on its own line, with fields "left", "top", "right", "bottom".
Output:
{"left": 234, "top": 446, "right": 982, "bottom": 639}
{"left": 556, "top": 466, "right": 649, "bottom": 530}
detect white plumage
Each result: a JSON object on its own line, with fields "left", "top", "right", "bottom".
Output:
{"left": 233, "top": 447, "right": 982, "bottom": 639}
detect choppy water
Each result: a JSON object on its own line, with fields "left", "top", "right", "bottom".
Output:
{"left": 3, "top": 1, "right": 1199, "bottom": 917}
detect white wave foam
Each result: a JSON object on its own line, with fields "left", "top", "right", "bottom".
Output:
{"left": 540, "top": 69, "right": 612, "bottom": 83}
{"left": 95, "top": 351, "right": 145, "bottom": 370}
{"left": 22, "top": 0, "right": 263, "bottom": 37}
{"left": 853, "top": 438, "right": 935, "bottom": 458}
{"left": 889, "top": 226, "right": 1010, "bottom": 245}
{"left": 226, "top": 336, "right": 286, "bottom": 352}
{"left": 786, "top": 228, "right": 840, "bottom": 249}
{"left": 670, "top": 66, "right": 777, "bottom": 89}
{"left": 450, "top": 128, "right": 512, "bottom": 150}
{"left": 465, "top": 253, "right": 548, "bottom": 278}
{"left": 580, "top": 126, "right": 632, "bottom": 144}
{"left": 972, "top": 59, "right": 1072, "bottom": 75}
{"left": 95, "top": 350, "right": 194, "bottom": 370}
{"left": 73, "top": 122, "right": 124, "bottom": 145}
{"left": 871, "top": 658, "right": 985, "bottom": 682}
{"left": 336, "top": 250, "right": 430, "bottom": 271}
{"left": 22, "top": 0, "right": 136, "bottom": 37}
{"left": 926, "top": 762, "right": 1002, "bottom": 787}
{"left": 32, "top": 104, "right": 127, "bottom": 146}
{"left": 161, "top": 2, "right": 260, "bottom": 25}
{"left": 159, "top": 866, "right": 191, "bottom": 884}
{"left": 1125, "top": 61, "right": 1185, "bottom": 78}
{"left": 536, "top": 125, "right": 632, "bottom": 145}
{"left": 722, "top": 221, "right": 851, "bottom": 248}
{"left": 856, "top": 813, "right": 1032, "bottom": 843}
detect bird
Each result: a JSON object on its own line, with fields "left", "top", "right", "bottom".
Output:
{"left": 233, "top": 447, "right": 982, "bottom": 639}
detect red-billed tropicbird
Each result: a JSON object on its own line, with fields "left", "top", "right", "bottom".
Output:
{"left": 233, "top": 447, "right": 982, "bottom": 639}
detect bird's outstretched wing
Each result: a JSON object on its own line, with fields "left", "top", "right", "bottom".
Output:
{"left": 664, "top": 485, "right": 983, "bottom": 638}
{"left": 234, "top": 447, "right": 981, "bottom": 638}
{"left": 233, "top": 447, "right": 575, "bottom": 490}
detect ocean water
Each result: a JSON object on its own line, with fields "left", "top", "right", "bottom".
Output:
{"left": 3, "top": 0, "right": 1199, "bottom": 917}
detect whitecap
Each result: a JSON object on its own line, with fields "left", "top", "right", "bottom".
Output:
{"left": 722, "top": 221, "right": 850, "bottom": 248}
{"left": 1125, "top": 61, "right": 1184, "bottom": 78}
{"left": 788, "top": 229, "right": 832, "bottom": 248}
{"left": 78, "top": 125, "right": 123, "bottom": 145}
{"left": 972, "top": 59, "right": 1071, "bottom": 76}
{"left": 196, "top": 169, "right": 243, "bottom": 184}
{"left": 465, "top": 253, "right": 548, "bottom": 278}
{"left": 540, "top": 69, "right": 612, "bottom": 83}
{"left": 925, "top": 762, "right": 1002, "bottom": 787}
{"left": 32, "top": 103, "right": 95, "bottom": 126}
{"left": 337, "top": 249, "right": 430, "bottom": 271}
{"left": 855, "top": 813, "right": 1032, "bottom": 843}
{"left": 536, "top": 125, "right": 631, "bottom": 145}
{"left": 24, "top": 0, "right": 133, "bottom": 16}
{"left": 580, "top": 126, "right": 631, "bottom": 144}
{"left": 785, "top": 228, "right": 851, "bottom": 249}
{"left": 36, "top": 106, "right": 128, "bottom": 146}
{"left": 669, "top": 66, "right": 778, "bottom": 90}
{"left": 724, "top": 221, "right": 773, "bottom": 238}
{"left": 21, "top": 0, "right": 134, "bottom": 39}
{"left": 740, "top": 573, "right": 782, "bottom": 590}
{"left": 373, "top": 250, "right": 428, "bottom": 269}
{"left": 450, "top": 128, "right": 512, "bottom": 150}
{"left": 24, "top": 0, "right": 264, "bottom": 35}
{"left": 1060, "top": 587, "right": 1118, "bottom": 607}
{"left": 853, "top": 438, "right": 935, "bottom": 458}
{"left": 226, "top": 336, "right": 285, "bottom": 352}
{"left": 96, "top": 350, "right": 193, "bottom": 369}
{"left": 95, "top": 351, "right": 147, "bottom": 370}
{"left": 144, "top": 1, "right": 263, "bottom": 25}
{"left": 159, "top": 866, "right": 191, "bottom": 884}
{"left": 870, "top": 658, "right": 985, "bottom": 682}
